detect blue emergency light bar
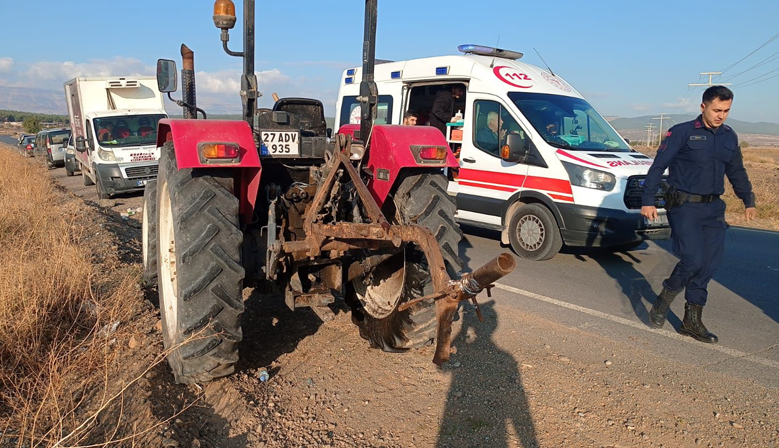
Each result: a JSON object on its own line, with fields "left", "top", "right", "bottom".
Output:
{"left": 458, "top": 44, "right": 524, "bottom": 60}
{"left": 346, "top": 68, "right": 356, "bottom": 76}
{"left": 435, "top": 66, "right": 449, "bottom": 76}
{"left": 345, "top": 77, "right": 354, "bottom": 84}
{"left": 391, "top": 71, "right": 401, "bottom": 79}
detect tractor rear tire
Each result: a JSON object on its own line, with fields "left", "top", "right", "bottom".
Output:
{"left": 156, "top": 142, "right": 245, "bottom": 384}
{"left": 142, "top": 180, "right": 158, "bottom": 286}
{"left": 353, "top": 172, "right": 463, "bottom": 351}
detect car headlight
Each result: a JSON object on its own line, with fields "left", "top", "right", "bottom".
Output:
{"left": 562, "top": 161, "right": 616, "bottom": 191}
{"left": 98, "top": 148, "right": 117, "bottom": 162}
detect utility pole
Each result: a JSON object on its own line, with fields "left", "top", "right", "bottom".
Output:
{"left": 645, "top": 123, "right": 656, "bottom": 147}
{"left": 653, "top": 113, "right": 670, "bottom": 144}
{"left": 689, "top": 72, "right": 732, "bottom": 87}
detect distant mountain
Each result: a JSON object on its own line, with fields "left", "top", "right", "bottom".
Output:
{"left": 0, "top": 86, "right": 66, "bottom": 115}
{"left": 608, "top": 114, "right": 779, "bottom": 137}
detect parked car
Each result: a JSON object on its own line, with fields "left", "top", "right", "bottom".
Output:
{"left": 35, "top": 128, "right": 71, "bottom": 169}
{"left": 18, "top": 135, "right": 36, "bottom": 157}
{"left": 64, "top": 134, "right": 79, "bottom": 176}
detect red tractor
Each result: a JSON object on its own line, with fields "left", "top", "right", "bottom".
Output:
{"left": 142, "top": 0, "right": 515, "bottom": 384}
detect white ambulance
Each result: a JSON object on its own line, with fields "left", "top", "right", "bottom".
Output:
{"left": 335, "top": 44, "right": 670, "bottom": 260}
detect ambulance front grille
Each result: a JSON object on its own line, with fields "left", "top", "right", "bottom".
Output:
{"left": 624, "top": 175, "right": 666, "bottom": 210}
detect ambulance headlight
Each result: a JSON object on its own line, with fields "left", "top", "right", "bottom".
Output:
{"left": 562, "top": 162, "right": 616, "bottom": 191}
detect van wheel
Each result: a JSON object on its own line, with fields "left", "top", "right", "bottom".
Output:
{"left": 156, "top": 142, "right": 244, "bottom": 384}
{"left": 82, "top": 170, "right": 94, "bottom": 186}
{"left": 96, "top": 182, "right": 111, "bottom": 200}
{"left": 142, "top": 180, "right": 158, "bottom": 286}
{"left": 508, "top": 203, "right": 562, "bottom": 261}
{"left": 350, "top": 172, "right": 463, "bottom": 351}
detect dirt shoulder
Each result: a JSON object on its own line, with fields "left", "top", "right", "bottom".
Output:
{"left": 1, "top": 140, "right": 777, "bottom": 448}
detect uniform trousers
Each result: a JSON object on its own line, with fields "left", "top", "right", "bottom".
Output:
{"left": 663, "top": 199, "right": 727, "bottom": 306}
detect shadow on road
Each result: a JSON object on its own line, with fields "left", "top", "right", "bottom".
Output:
{"left": 437, "top": 301, "right": 538, "bottom": 448}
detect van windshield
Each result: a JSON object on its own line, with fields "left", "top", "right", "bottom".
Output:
{"left": 508, "top": 92, "right": 630, "bottom": 152}
{"left": 93, "top": 114, "right": 166, "bottom": 148}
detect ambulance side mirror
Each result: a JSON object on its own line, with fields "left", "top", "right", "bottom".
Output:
{"left": 502, "top": 133, "right": 528, "bottom": 163}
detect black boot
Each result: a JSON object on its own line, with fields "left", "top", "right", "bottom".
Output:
{"left": 679, "top": 303, "right": 718, "bottom": 343}
{"left": 649, "top": 288, "right": 680, "bottom": 328}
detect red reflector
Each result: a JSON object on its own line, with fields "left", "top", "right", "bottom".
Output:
{"left": 202, "top": 143, "right": 240, "bottom": 159}
{"left": 419, "top": 146, "right": 447, "bottom": 160}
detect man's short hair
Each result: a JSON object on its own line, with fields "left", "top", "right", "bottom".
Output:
{"left": 487, "top": 111, "right": 499, "bottom": 123}
{"left": 404, "top": 111, "right": 417, "bottom": 120}
{"left": 703, "top": 85, "right": 734, "bottom": 104}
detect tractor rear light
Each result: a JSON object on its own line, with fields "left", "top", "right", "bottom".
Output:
{"left": 419, "top": 146, "right": 447, "bottom": 160}
{"left": 26, "top": 144, "right": 33, "bottom": 150}
{"left": 201, "top": 142, "right": 240, "bottom": 159}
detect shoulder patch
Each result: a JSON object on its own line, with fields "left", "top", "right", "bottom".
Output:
{"left": 666, "top": 131, "right": 672, "bottom": 137}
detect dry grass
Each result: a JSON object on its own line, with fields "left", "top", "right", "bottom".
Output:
{"left": 635, "top": 145, "right": 779, "bottom": 231}
{"left": 0, "top": 148, "right": 140, "bottom": 447}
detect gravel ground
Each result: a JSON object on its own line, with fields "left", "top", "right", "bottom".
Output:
{"left": 2, "top": 137, "right": 778, "bottom": 448}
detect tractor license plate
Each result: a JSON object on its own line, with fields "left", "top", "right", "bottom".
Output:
{"left": 260, "top": 131, "right": 300, "bottom": 157}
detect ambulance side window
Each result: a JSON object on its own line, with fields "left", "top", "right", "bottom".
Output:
{"left": 472, "top": 100, "right": 527, "bottom": 158}
{"left": 340, "top": 95, "right": 394, "bottom": 126}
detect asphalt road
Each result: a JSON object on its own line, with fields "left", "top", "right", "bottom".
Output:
{"left": 0, "top": 135, "right": 19, "bottom": 146}
{"left": 5, "top": 135, "right": 777, "bottom": 389}
{"left": 461, "top": 224, "right": 779, "bottom": 388}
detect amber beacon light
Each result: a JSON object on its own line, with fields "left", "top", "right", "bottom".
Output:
{"left": 213, "top": 0, "right": 237, "bottom": 29}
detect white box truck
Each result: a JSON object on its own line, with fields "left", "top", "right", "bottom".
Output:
{"left": 64, "top": 76, "right": 167, "bottom": 198}
{"left": 335, "top": 45, "right": 671, "bottom": 260}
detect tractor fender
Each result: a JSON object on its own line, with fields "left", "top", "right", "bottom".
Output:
{"left": 156, "top": 118, "right": 262, "bottom": 227}
{"left": 338, "top": 124, "right": 458, "bottom": 207}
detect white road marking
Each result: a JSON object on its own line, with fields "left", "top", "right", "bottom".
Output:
{"left": 494, "top": 282, "right": 779, "bottom": 370}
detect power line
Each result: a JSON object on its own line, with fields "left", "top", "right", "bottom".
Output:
{"left": 736, "top": 71, "right": 779, "bottom": 89}
{"left": 733, "top": 66, "right": 779, "bottom": 87}
{"left": 653, "top": 113, "right": 670, "bottom": 143}
{"left": 720, "top": 31, "right": 779, "bottom": 74}
{"left": 722, "top": 50, "right": 779, "bottom": 82}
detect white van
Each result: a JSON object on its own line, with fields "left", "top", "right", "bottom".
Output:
{"left": 64, "top": 76, "right": 167, "bottom": 199}
{"left": 335, "top": 45, "right": 670, "bottom": 260}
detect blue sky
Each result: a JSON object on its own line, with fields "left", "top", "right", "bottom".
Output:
{"left": 1, "top": 0, "right": 778, "bottom": 123}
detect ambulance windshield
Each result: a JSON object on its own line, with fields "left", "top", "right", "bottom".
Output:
{"left": 508, "top": 92, "right": 630, "bottom": 152}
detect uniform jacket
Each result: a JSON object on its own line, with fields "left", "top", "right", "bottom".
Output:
{"left": 642, "top": 115, "right": 755, "bottom": 208}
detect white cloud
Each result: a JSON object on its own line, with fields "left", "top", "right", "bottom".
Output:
{"left": 0, "top": 57, "right": 14, "bottom": 73}
{"left": 662, "top": 96, "right": 699, "bottom": 113}
{"left": 629, "top": 103, "right": 653, "bottom": 112}
{"left": 24, "top": 57, "right": 153, "bottom": 84}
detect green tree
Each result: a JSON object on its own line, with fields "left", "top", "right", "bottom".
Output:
{"left": 23, "top": 117, "right": 41, "bottom": 135}
{"left": 741, "top": 141, "right": 750, "bottom": 148}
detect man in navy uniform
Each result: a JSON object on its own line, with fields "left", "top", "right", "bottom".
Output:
{"left": 641, "top": 85, "right": 757, "bottom": 343}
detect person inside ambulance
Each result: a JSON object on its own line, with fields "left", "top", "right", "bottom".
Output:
{"left": 476, "top": 111, "right": 502, "bottom": 153}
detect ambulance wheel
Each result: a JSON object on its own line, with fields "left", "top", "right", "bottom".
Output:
{"left": 350, "top": 172, "right": 463, "bottom": 351}
{"left": 508, "top": 203, "right": 562, "bottom": 261}
{"left": 156, "top": 142, "right": 245, "bottom": 384}
{"left": 142, "top": 180, "right": 158, "bottom": 286}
